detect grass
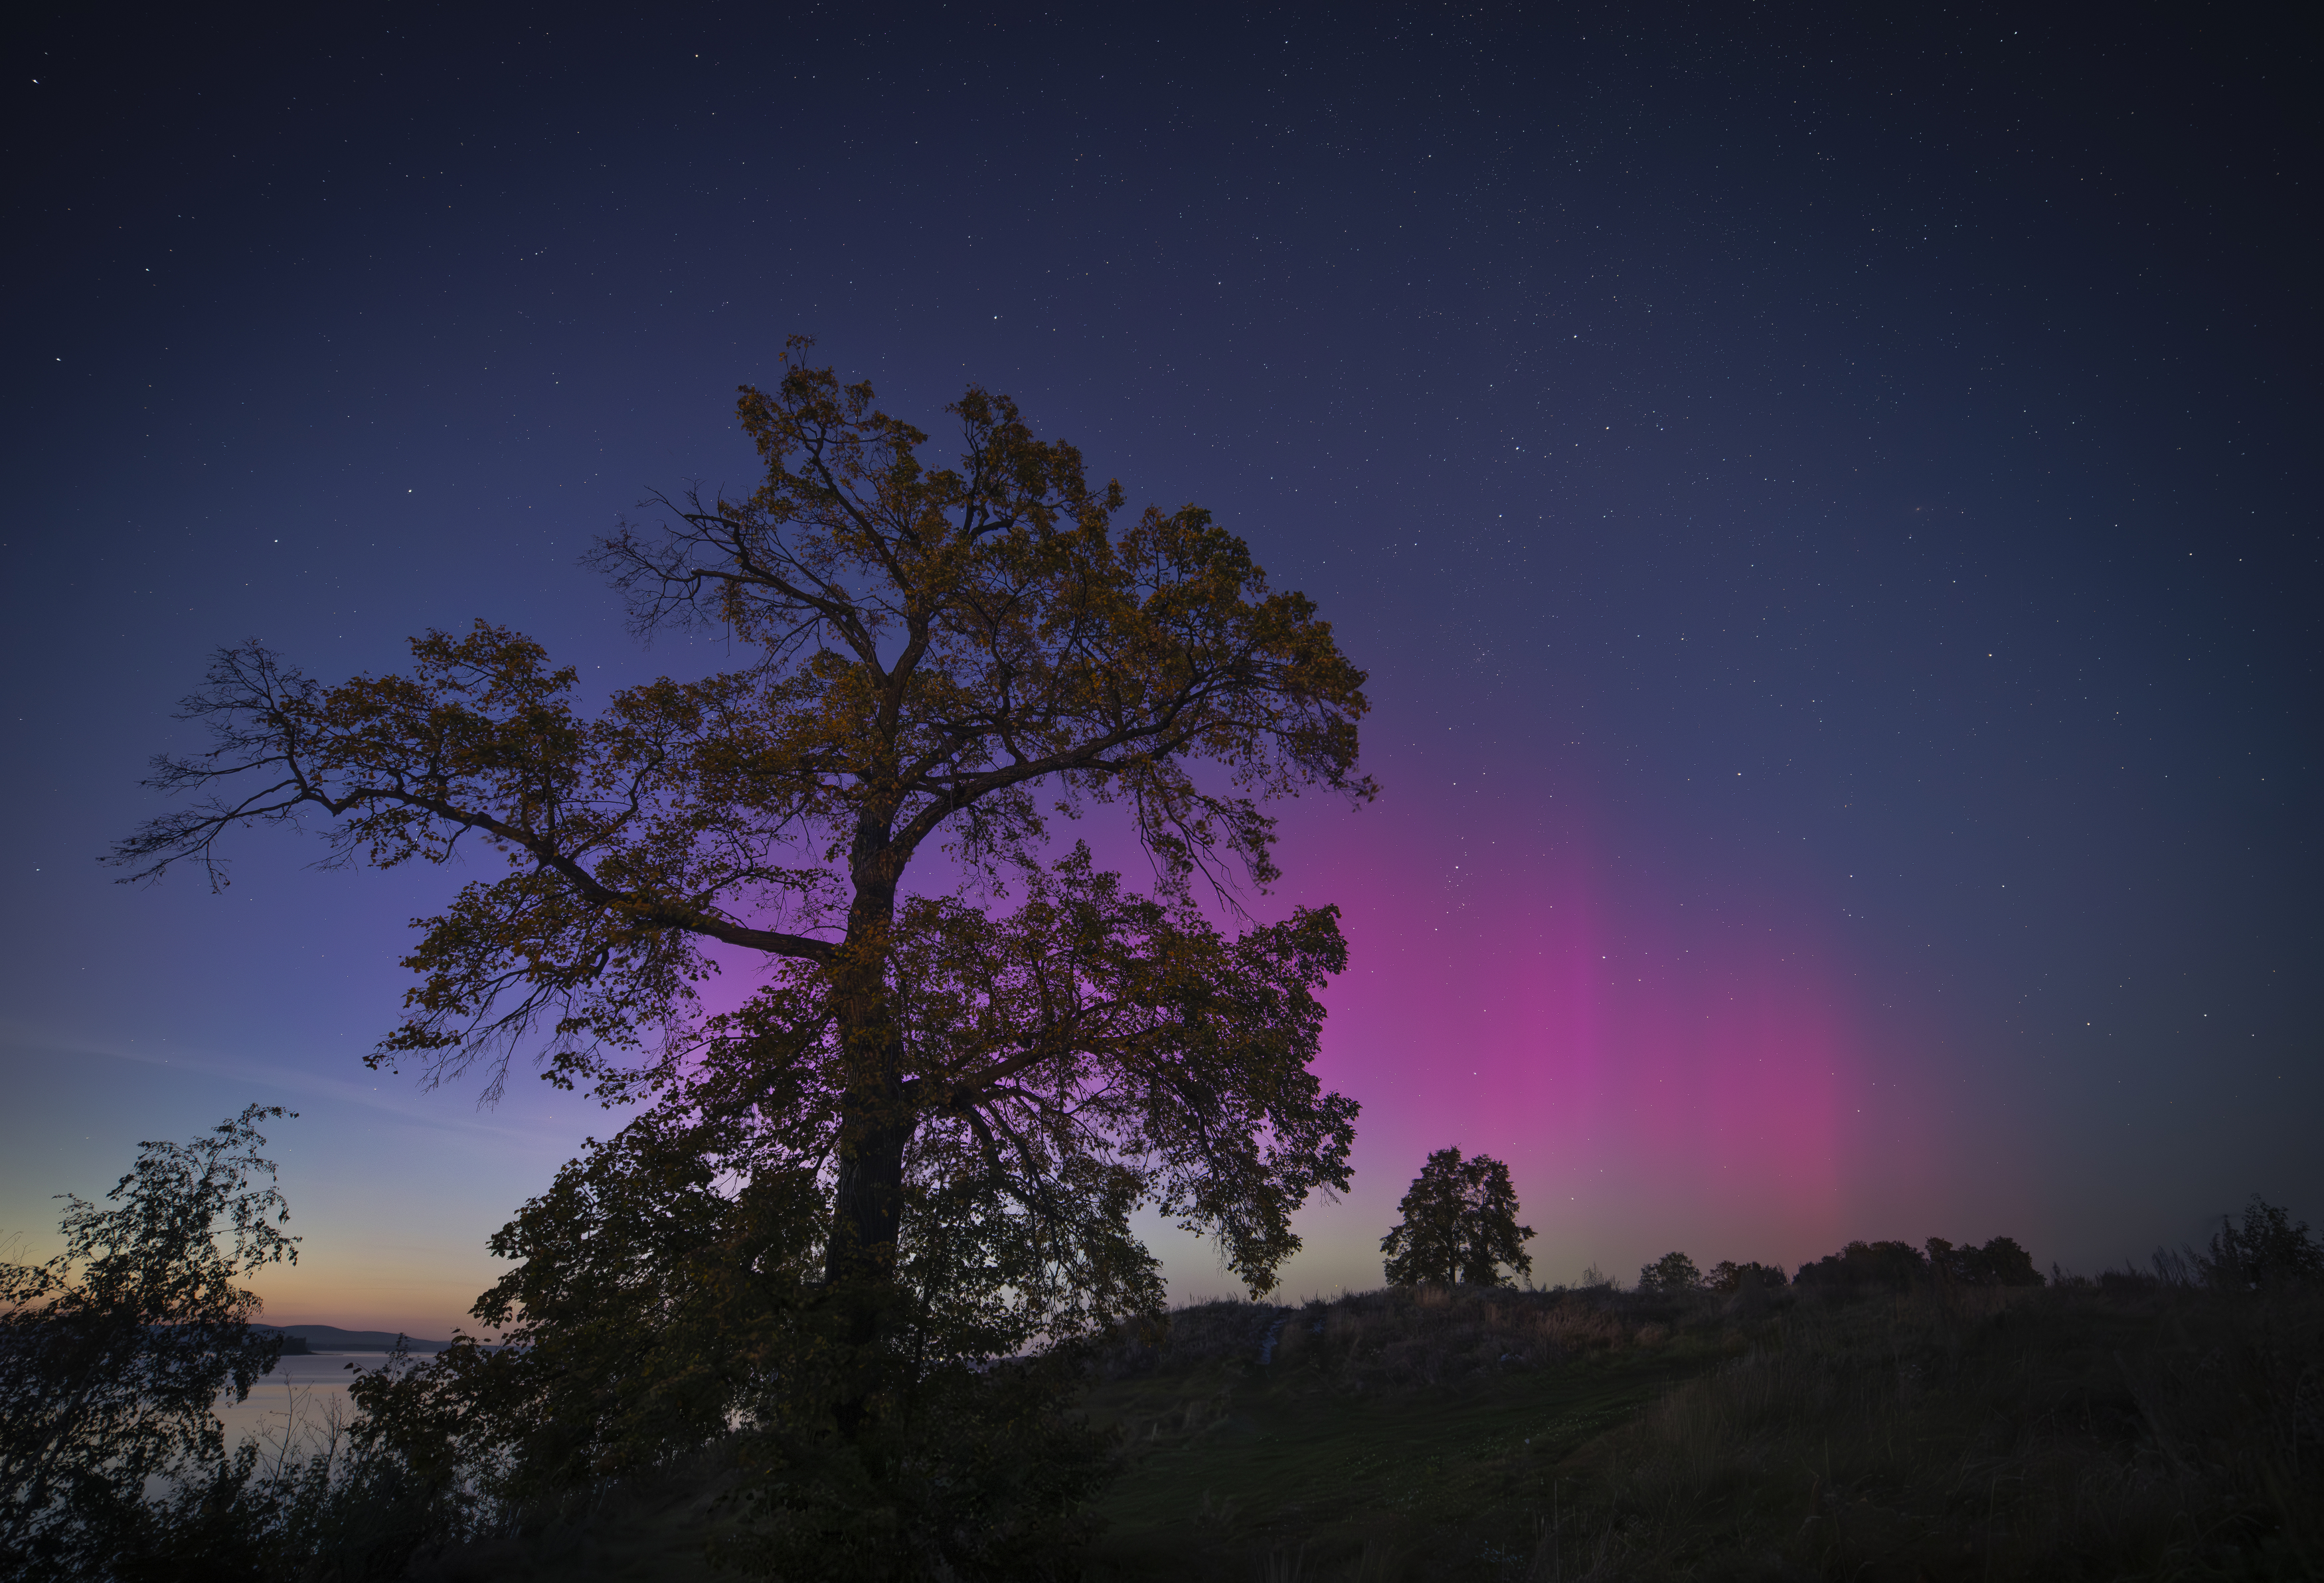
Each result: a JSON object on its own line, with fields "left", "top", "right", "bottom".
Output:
{"left": 1539, "top": 1280, "right": 2324, "bottom": 1581}
{"left": 398, "top": 1277, "right": 2323, "bottom": 1580}
{"left": 1072, "top": 1279, "right": 2324, "bottom": 1582}
{"left": 1076, "top": 1284, "right": 1752, "bottom": 1581}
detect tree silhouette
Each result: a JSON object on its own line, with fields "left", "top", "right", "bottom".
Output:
{"left": 2197, "top": 1196, "right": 2324, "bottom": 1290}
{"left": 1636, "top": 1251, "right": 1703, "bottom": 1293}
{"left": 1793, "top": 1239, "right": 1929, "bottom": 1290}
{"left": 1706, "top": 1259, "right": 1788, "bottom": 1293}
{"left": 1, "top": 1108, "right": 297, "bottom": 1579}
{"left": 1380, "top": 1147, "right": 1534, "bottom": 1287}
{"left": 111, "top": 341, "right": 1374, "bottom": 1551}
{"left": 1924, "top": 1235, "right": 2044, "bottom": 1288}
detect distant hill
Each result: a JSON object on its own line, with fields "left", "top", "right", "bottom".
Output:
{"left": 256, "top": 1325, "right": 454, "bottom": 1353}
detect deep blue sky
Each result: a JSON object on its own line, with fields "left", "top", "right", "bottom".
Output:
{"left": 5, "top": 4, "right": 2315, "bottom": 1331}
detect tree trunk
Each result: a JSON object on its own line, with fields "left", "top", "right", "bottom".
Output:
{"left": 828, "top": 1115, "right": 910, "bottom": 1283}
{"left": 825, "top": 853, "right": 911, "bottom": 1286}
{"left": 823, "top": 831, "right": 916, "bottom": 1444}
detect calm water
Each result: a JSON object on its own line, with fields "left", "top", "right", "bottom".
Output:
{"left": 217, "top": 1353, "right": 406, "bottom": 1457}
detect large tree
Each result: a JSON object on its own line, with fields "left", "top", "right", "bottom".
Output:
{"left": 114, "top": 341, "right": 1372, "bottom": 1457}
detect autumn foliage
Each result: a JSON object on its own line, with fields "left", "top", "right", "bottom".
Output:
{"left": 114, "top": 342, "right": 1374, "bottom": 1576}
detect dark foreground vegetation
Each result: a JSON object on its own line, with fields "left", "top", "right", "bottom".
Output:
{"left": 399, "top": 1265, "right": 2320, "bottom": 1583}
{"left": 4, "top": 1097, "right": 2317, "bottom": 1581}
{"left": 16, "top": 1233, "right": 2317, "bottom": 1581}
{"left": 1063, "top": 1259, "right": 2324, "bottom": 1582}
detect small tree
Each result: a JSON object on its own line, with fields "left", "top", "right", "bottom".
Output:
{"left": 0, "top": 1107, "right": 297, "bottom": 1582}
{"left": 1635, "top": 1251, "right": 1703, "bottom": 1293}
{"left": 2198, "top": 1195, "right": 2324, "bottom": 1291}
{"left": 1380, "top": 1147, "right": 1534, "bottom": 1287}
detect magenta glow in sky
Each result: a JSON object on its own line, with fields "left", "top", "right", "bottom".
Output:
{"left": 1266, "top": 775, "right": 1953, "bottom": 1290}
{"left": 5, "top": 7, "right": 2315, "bottom": 1337}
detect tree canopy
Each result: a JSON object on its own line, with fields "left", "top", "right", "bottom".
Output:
{"left": 1705, "top": 1259, "right": 1789, "bottom": 1293}
{"left": 1635, "top": 1251, "right": 1703, "bottom": 1293}
{"left": 0, "top": 1107, "right": 297, "bottom": 1581}
{"left": 2195, "top": 1197, "right": 2324, "bottom": 1291}
{"left": 1922, "top": 1235, "right": 2042, "bottom": 1289}
{"left": 1379, "top": 1147, "right": 1535, "bottom": 1288}
{"left": 112, "top": 343, "right": 1374, "bottom": 1560}
{"left": 1792, "top": 1236, "right": 2046, "bottom": 1292}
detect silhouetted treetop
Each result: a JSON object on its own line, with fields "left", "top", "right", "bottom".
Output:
{"left": 1925, "top": 1235, "right": 2042, "bottom": 1288}
{"left": 2199, "top": 1195, "right": 2324, "bottom": 1291}
{"left": 588, "top": 338, "right": 1375, "bottom": 894}
{"left": 1706, "top": 1259, "right": 1789, "bottom": 1293}
{"left": 1637, "top": 1251, "right": 1703, "bottom": 1293}
{"left": 1380, "top": 1147, "right": 1534, "bottom": 1288}
{"left": 1794, "top": 1235, "right": 2044, "bottom": 1291}
{"left": 108, "top": 342, "right": 1374, "bottom": 1532}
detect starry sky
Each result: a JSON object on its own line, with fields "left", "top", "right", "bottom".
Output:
{"left": 4, "top": 5, "right": 2315, "bottom": 1335}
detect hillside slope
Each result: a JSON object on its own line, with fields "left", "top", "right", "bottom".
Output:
{"left": 412, "top": 1278, "right": 2322, "bottom": 1580}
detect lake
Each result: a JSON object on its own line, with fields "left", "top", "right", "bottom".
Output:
{"left": 218, "top": 1352, "right": 409, "bottom": 1458}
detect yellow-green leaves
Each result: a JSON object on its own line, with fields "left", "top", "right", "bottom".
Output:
{"left": 117, "top": 338, "right": 1369, "bottom": 1365}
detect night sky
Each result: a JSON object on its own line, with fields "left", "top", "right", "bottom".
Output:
{"left": 5, "top": 6, "right": 2315, "bottom": 1336}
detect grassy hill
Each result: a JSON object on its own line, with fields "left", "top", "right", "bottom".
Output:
{"left": 413, "top": 1277, "right": 2322, "bottom": 1581}
{"left": 1074, "top": 1287, "right": 1732, "bottom": 1580}
{"left": 1074, "top": 1278, "right": 2321, "bottom": 1580}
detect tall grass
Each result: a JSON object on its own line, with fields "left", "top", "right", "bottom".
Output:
{"left": 1084, "top": 1277, "right": 2322, "bottom": 1580}
{"left": 1535, "top": 1282, "right": 2323, "bottom": 1580}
